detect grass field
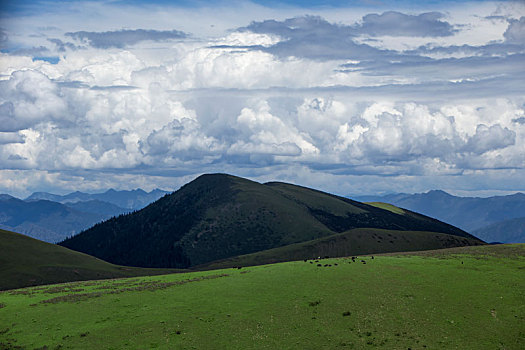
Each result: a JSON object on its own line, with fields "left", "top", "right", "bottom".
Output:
{"left": 365, "top": 202, "right": 405, "bottom": 215}
{"left": 1, "top": 244, "right": 524, "bottom": 349}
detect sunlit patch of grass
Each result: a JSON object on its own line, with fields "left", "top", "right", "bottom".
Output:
{"left": 1, "top": 244, "right": 524, "bottom": 349}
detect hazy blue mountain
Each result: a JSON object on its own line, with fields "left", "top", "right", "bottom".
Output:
{"left": 352, "top": 191, "right": 525, "bottom": 241}
{"left": 64, "top": 200, "right": 130, "bottom": 217}
{"left": 0, "top": 197, "right": 107, "bottom": 243}
{"left": 0, "top": 194, "right": 16, "bottom": 201}
{"left": 24, "top": 192, "right": 66, "bottom": 202}
{"left": 472, "top": 217, "right": 525, "bottom": 244}
{"left": 26, "top": 188, "right": 170, "bottom": 210}
{"left": 1, "top": 189, "right": 167, "bottom": 243}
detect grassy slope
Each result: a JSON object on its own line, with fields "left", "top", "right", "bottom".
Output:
{"left": 0, "top": 229, "right": 180, "bottom": 291}
{"left": 60, "top": 174, "right": 480, "bottom": 269}
{"left": 366, "top": 202, "right": 405, "bottom": 215}
{"left": 1, "top": 244, "right": 523, "bottom": 349}
{"left": 195, "top": 228, "right": 483, "bottom": 270}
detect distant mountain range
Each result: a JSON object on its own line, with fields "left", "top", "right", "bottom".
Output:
{"left": 0, "top": 188, "right": 169, "bottom": 243}
{"left": 472, "top": 217, "right": 525, "bottom": 244}
{"left": 353, "top": 190, "right": 525, "bottom": 243}
{"left": 26, "top": 188, "right": 169, "bottom": 210}
{"left": 60, "top": 174, "right": 482, "bottom": 269}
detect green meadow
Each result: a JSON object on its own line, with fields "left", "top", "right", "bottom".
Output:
{"left": 1, "top": 244, "right": 524, "bottom": 349}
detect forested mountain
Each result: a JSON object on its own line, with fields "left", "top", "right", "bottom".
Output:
{"left": 61, "top": 174, "right": 482, "bottom": 268}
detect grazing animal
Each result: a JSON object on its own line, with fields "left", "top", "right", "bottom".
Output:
{"left": 361, "top": 260, "right": 366, "bottom": 264}
{"left": 317, "top": 264, "right": 322, "bottom": 267}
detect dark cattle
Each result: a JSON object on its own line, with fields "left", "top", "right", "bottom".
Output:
{"left": 317, "top": 264, "right": 322, "bottom": 267}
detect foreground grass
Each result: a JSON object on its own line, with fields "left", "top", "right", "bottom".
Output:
{"left": 1, "top": 244, "right": 524, "bottom": 349}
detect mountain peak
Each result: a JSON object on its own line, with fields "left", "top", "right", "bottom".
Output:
{"left": 60, "top": 174, "right": 477, "bottom": 269}
{"left": 0, "top": 194, "right": 16, "bottom": 201}
{"left": 425, "top": 190, "right": 453, "bottom": 197}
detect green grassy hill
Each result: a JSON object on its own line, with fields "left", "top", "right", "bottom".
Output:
{"left": 0, "top": 229, "right": 180, "bottom": 291}
{"left": 195, "top": 228, "right": 483, "bottom": 270}
{"left": 60, "top": 174, "right": 482, "bottom": 268}
{"left": 1, "top": 244, "right": 523, "bottom": 349}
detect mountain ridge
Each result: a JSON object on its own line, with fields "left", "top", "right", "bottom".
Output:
{"left": 353, "top": 190, "right": 525, "bottom": 239}
{"left": 0, "top": 228, "right": 179, "bottom": 290}
{"left": 25, "top": 188, "right": 170, "bottom": 210}
{"left": 60, "top": 173, "right": 482, "bottom": 269}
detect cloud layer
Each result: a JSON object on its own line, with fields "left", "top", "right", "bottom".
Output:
{"left": 65, "top": 29, "right": 188, "bottom": 49}
{"left": 0, "top": 1, "right": 524, "bottom": 197}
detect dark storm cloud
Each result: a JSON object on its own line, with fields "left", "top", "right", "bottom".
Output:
{"left": 9, "top": 45, "right": 49, "bottom": 56}
{"left": 242, "top": 15, "right": 356, "bottom": 39}
{"left": 355, "top": 11, "right": 456, "bottom": 37}
{"left": 0, "top": 132, "right": 24, "bottom": 144}
{"left": 236, "top": 15, "right": 394, "bottom": 60}
{"left": 65, "top": 29, "right": 188, "bottom": 49}
{"left": 47, "top": 38, "right": 81, "bottom": 52}
{"left": 406, "top": 42, "right": 525, "bottom": 58}
{"left": 354, "top": 53, "right": 525, "bottom": 86}
{"left": 464, "top": 124, "right": 516, "bottom": 155}
{"left": 504, "top": 16, "right": 525, "bottom": 44}
{"left": 233, "top": 13, "right": 456, "bottom": 61}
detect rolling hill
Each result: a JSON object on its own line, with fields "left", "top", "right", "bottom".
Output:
{"left": 0, "top": 229, "right": 179, "bottom": 291}
{"left": 354, "top": 190, "right": 525, "bottom": 237}
{"left": 60, "top": 174, "right": 483, "bottom": 269}
{"left": 2, "top": 244, "right": 523, "bottom": 349}
{"left": 195, "top": 228, "right": 482, "bottom": 270}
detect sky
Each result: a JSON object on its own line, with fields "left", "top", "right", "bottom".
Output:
{"left": 0, "top": 0, "right": 524, "bottom": 198}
